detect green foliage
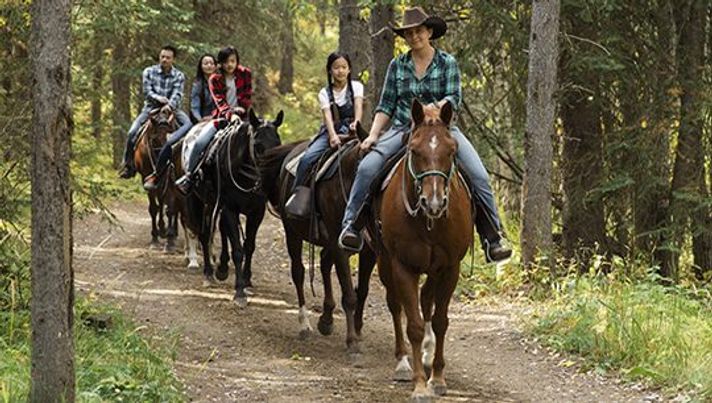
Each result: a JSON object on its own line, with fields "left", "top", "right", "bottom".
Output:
{"left": 0, "top": 295, "right": 184, "bottom": 402}
{"left": 528, "top": 269, "right": 712, "bottom": 399}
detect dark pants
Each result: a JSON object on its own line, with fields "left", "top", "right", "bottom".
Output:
{"left": 153, "top": 110, "right": 193, "bottom": 174}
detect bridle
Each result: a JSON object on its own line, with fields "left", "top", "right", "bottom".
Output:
{"left": 401, "top": 136, "right": 456, "bottom": 231}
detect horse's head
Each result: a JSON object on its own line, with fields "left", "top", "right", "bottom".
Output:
{"left": 406, "top": 99, "right": 457, "bottom": 219}
{"left": 247, "top": 108, "right": 283, "bottom": 160}
{"left": 148, "top": 107, "right": 174, "bottom": 144}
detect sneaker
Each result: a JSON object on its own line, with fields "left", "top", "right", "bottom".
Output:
{"left": 338, "top": 223, "right": 363, "bottom": 252}
{"left": 175, "top": 174, "right": 192, "bottom": 195}
{"left": 143, "top": 172, "right": 159, "bottom": 191}
{"left": 118, "top": 164, "right": 136, "bottom": 179}
{"left": 485, "top": 239, "right": 512, "bottom": 263}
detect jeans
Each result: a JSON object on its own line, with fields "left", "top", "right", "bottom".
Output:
{"left": 293, "top": 131, "right": 331, "bottom": 191}
{"left": 185, "top": 120, "right": 220, "bottom": 174}
{"left": 123, "top": 109, "right": 151, "bottom": 165}
{"left": 341, "top": 125, "right": 503, "bottom": 243}
{"left": 154, "top": 110, "right": 193, "bottom": 174}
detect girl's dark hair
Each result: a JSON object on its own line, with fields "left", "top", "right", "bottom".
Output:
{"left": 194, "top": 53, "right": 216, "bottom": 116}
{"left": 217, "top": 46, "right": 240, "bottom": 74}
{"left": 325, "top": 52, "right": 354, "bottom": 115}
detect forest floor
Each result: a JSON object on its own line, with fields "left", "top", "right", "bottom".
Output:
{"left": 73, "top": 202, "right": 654, "bottom": 402}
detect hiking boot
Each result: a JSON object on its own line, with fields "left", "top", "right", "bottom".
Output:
{"left": 175, "top": 174, "right": 193, "bottom": 195}
{"left": 338, "top": 223, "right": 363, "bottom": 252}
{"left": 485, "top": 239, "right": 512, "bottom": 263}
{"left": 143, "top": 172, "right": 160, "bottom": 191}
{"left": 118, "top": 164, "right": 136, "bottom": 179}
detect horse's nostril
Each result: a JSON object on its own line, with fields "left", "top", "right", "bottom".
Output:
{"left": 419, "top": 196, "right": 427, "bottom": 205}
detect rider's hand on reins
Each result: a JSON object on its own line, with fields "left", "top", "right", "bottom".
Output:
{"left": 329, "top": 134, "right": 342, "bottom": 149}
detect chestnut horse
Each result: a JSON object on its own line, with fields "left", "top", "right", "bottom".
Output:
{"left": 374, "top": 100, "right": 472, "bottom": 401}
{"left": 134, "top": 108, "right": 180, "bottom": 251}
{"left": 257, "top": 125, "right": 376, "bottom": 353}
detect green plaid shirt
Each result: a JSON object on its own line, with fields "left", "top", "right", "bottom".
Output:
{"left": 375, "top": 49, "right": 461, "bottom": 127}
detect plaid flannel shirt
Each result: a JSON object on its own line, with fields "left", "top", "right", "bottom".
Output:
{"left": 142, "top": 64, "right": 185, "bottom": 110}
{"left": 375, "top": 49, "right": 461, "bottom": 127}
{"left": 208, "top": 66, "right": 253, "bottom": 122}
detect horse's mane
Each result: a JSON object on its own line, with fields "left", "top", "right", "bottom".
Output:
{"left": 257, "top": 140, "right": 307, "bottom": 189}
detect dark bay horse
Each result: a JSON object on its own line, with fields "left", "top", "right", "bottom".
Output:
{"left": 182, "top": 110, "right": 283, "bottom": 307}
{"left": 258, "top": 126, "right": 376, "bottom": 354}
{"left": 134, "top": 108, "right": 180, "bottom": 251}
{"left": 373, "top": 100, "right": 472, "bottom": 401}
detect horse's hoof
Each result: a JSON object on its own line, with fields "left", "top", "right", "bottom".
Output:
{"left": 347, "top": 342, "right": 361, "bottom": 355}
{"left": 394, "top": 357, "right": 413, "bottom": 382}
{"left": 408, "top": 392, "right": 434, "bottom": 403}
{"left": 234, "top": 296, "right": 248, "bottom": 309}
{"left": 215, "top": 266, "right": 229, "bottom": 281}
{"left": 164, "top": 244, "right": 177, "bottom": 254}
{"left": 244, "top": 287, "right": 255, "bottom": 297}
{"left": 427, "top": 380, "right": 447, "bottom": 397}
{"left": 317, "top": 317, "right": 333, "bottom": 336}
{"left": 187, "top": 262, "right": 199, "bottom": 271}
{"left": 149, "top": 242, "right": 161, "bottom": 250}
{"left": 298, "top": 328, "right": 312, "bottom": 340}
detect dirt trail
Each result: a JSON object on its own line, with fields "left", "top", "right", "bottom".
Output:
{"left": 74, "top": 202, "right": 650, "bottom": 402}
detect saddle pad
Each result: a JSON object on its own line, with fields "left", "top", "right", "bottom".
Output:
{"left": 285, "top": 139, "right": 358, "bottom": 181}
{"left": 181, "top": 122, "right": 209, "bottom": 169}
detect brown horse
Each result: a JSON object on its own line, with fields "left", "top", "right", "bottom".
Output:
{"left": 258, "top": 126, "right": 376, "bottom": 353}
{"left": 373, "top": 100, "right": 472, "bottom": 401}
{"left": 133, "top": 108, "right": 180, "bottom": 251}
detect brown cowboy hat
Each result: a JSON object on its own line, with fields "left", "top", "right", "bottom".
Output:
{"left": 391, "top": 7, "right": 447, "bottom": 40}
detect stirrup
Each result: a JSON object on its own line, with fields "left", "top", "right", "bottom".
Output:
{"left": 338, "top": 224, "right": 363, "bottom": 252}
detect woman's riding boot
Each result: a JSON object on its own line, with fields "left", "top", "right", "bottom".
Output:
{"left": 285, "top": 186, "right": 312, "bottom": 219}
{"left": 175, "top": 173, "right": 193, "bottom": 195}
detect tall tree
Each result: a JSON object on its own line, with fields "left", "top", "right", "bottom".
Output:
{"left": 339, "top": 0, "right": 370, "bottom": 77}
{"left": 662, "top": 0, "right": 711, "bottom": 278}
{"left": 111, "top": 42, "right": 130, "bottom": 168}
{"left": 278, "top": 2, "right": 295, "bottom": 95}
{"left": 29, "top": 0, "right": 75, "bottom": 401}
{"left": 90, "top": 38, "right": 103, "bottom": 139}
{"left": 521, "top": 0, "right": 560, "bottom": 268}
{"left": 560, "top": 7, "right": 606, "bottom": 265}
{"left": 369, "top": 2, "right": 394, "bottom": 107}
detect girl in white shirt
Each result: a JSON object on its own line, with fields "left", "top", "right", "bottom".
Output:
{"left": 285, "top": 52, "right": 363, "bottom": 217}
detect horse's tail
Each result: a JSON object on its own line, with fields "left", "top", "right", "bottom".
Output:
{"left": 258, "top": 140, "right": 305, "bottom": 189}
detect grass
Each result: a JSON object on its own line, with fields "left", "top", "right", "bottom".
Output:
{"left": 524, "top": 269, "right": 712, "bottom": 399}
{"left": 0, "top": 287, "right": 184, "bottom": 402}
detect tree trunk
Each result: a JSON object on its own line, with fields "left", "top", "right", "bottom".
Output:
{"left": 560, "top": 14, "right": 606, "bottom": 266}
{"left": 664, "top": 0, "right": 710, "bottom": 279}
{"left": 91, "top": 39, "right": 103, "bottom": 139}
{"left": 278, "top": 4, "right": 295, "bottom": 95}
{"left": 369, "top": 2, "right": 394, "bottom": 107}
{"left": 521, "top": 0, "right": 560, "bottom": 268}
{"left": 29, "top": 0, "right": 75, "bottom": 401}
{"left": 339, "top": 0, "right": 370, "bottom": 79}
{"left": 111, "top": 42, "right": 130, "bottom": 168}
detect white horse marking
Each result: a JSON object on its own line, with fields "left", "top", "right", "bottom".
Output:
{"left": 429, "top": 136, "right": 439, "bottom": 151}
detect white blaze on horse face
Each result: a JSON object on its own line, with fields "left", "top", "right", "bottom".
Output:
{"left": 429, "top": 136, "right": 439, "bottom": 152}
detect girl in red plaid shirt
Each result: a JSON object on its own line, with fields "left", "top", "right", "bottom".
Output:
{"left": 176, "top": 46, "right": 253, "bottom": 193}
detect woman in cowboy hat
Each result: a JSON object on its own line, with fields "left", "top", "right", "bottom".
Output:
{"left": 338, "top": 6, "right": 512, "bottom": 263}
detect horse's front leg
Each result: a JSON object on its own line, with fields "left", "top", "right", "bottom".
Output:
{"left": 286, "top": 231, "right": 311, "bottom": 339}
{"left": 216, "top": 212, "right": 231, "bottom": 282}
{"left": 317, "top": 248, "right": 335, "bottom": 336}
{"left": 333, "top": 250, "right": 359, "bottom": 354}
{"left": 222, "top": 211, "right": 246, "bottom": 307}
{"left": 355, "top": 246, "right": 377, "bottom": 338}
{"left": 391, "top": 258, "right": 429, "bottom": 400}
{"left": 378, "top": 255, "right": 411, "bottom": 381}
{"left": 427, "top": 264, "right": 459, "bottom": 397}
{"left": 148, "top": 194, "right": 161, "bottom": 248}
{"left": 242, "top": 204, "right": 266, "bottom": 289}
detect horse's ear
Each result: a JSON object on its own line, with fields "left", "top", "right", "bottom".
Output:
{"left": 273, "top": 110, "right": 284, "bottom": 128}
{"left": 411, "top": 99, "right": 425, "bottom": 126}
{"left": 440, "top": 101, "right": 453, "bottom": 126}
{"left": 249, "top": 108, "right": 260, "bottom": 127}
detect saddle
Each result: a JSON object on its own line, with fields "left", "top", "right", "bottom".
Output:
{"left": 285, "top": 138, "right": 359, "bottom": 183}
